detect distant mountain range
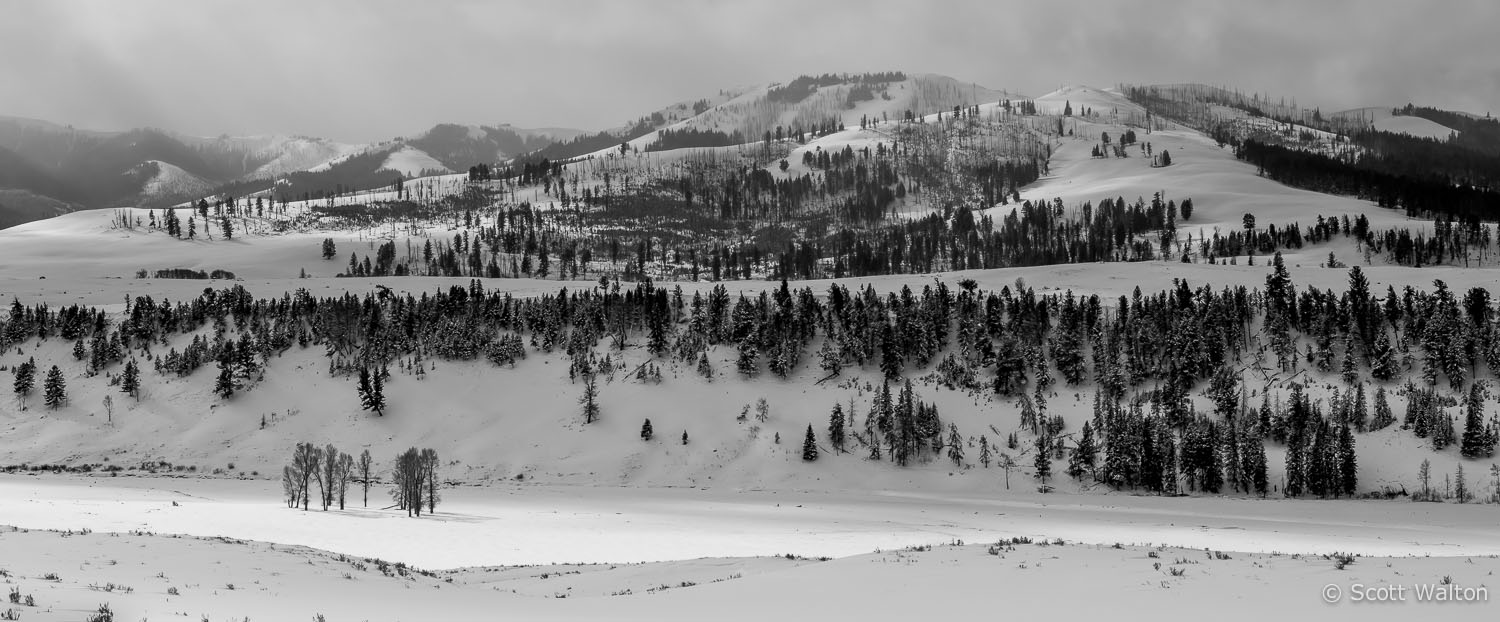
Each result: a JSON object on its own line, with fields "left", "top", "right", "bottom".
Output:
{"left": 0, "top": 115, "right": 586, "bottom": 228}
{"left": 2, "top": 72, "right": 1492, "bottom": 230}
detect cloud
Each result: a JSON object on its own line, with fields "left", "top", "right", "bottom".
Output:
{"left": 1, "top": 0, "right": 1495, "bottom": 142}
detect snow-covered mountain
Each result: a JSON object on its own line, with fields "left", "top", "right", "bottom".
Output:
{"left": 0, "top": 116, "right": 581, "bottom": 225}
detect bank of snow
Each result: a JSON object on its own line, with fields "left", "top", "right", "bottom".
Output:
{"left": 1, "top": 522, "right": 1493, "bottom": 622}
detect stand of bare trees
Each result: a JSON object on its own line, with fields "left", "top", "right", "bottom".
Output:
{"left": 391, "top": 447, "right": 441, "bottom": 517}
{"left": 282, "top": 442, "right": 356, "bottom": 511}
{"left": 282, "top": 443, "right": 439, "bottom": 517}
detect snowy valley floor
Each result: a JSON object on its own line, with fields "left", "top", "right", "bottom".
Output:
{"left": 0, "top": 475, "right": 1496, "bottom": 620}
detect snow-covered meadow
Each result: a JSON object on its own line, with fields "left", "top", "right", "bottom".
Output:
{"left": 2, "top": 474, "right": 1496, "bottom": 621}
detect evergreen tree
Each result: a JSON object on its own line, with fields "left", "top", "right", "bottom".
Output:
{"left": 580, "top": 375, "right": 600, "bottom": 424}
{"left": 1308, "top": 422, "right": 1332, "bottom": 497}
{"left": 370, "top": 372, "right": 385, "bottom": 415}
{"left": 1247, "top": 436, "right": 1269, "bottom": 496}
{"left": 1418, "top": 458, "right": 1433, "bottom": 501}
{"left": 1370, "top": 386, "right": 1395, "bottom": 430}
{"left": 1349, "top": 383, "right": 1368, "bottom": 432}
{"left": 1454, "top": 463, "right": 1470, "bottom": 503}
{"left": 1033, "top": 433, "right": 1051, "bottom": 483}
{"left": 1337, "top": 424, "right": 1357, "bottom": 496}
{"left": 1431, "top": 411, "right": 1457, "bottom": 451}
{"left": 827, "top": 403, "right": 846, "bottom": 453}
{"left": 120, "top": 359, "right": 140, "bottom": 399}
{"left": 879, "top": 323, "right": 902, "bottom": 380}
{"left": 736, "top": 341, "right": 758, "bottom": 376}
{"left": 818, "top": 339, "right": 843, "bottom": 377}
{"left": 946, "top": 423, "right": 964, "bottom": 467}
{"left": 803, "top": 424, "right": 819, "bottom": 461}
{"left": 321, "top": 238, "right": 337, "bottom": 260}
{"left": 1284, "top": 384, "right": 1310, "bottom": 497}
{"left": 979, "top": 435, "right": 992, "bottom": 468}
{"left": 640, "top": 418, "right": 654, "bottom": 441}
{"left": 357, "top": 367, "right": 374, "bottom": 410}
{"left": 12, "top": 357, "right": 35, "bottom": 405}
{"left": 1067, "top": 420, "right": 1097, "bottom": 480}
{"left": 214, "top": 358, "right": 235, "bottom": 399}
{"left": 42, "top": 364, "right": 65, "bottom": 409}
{"left": 1461, "top": 382, "right": 1491, "bottom": 458}
{"left": 682, "top": 430, "right": 689, "bottom": 445}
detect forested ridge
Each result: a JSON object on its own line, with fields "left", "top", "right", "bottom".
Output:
{"left": 7, "top": 253, "right": 1499, "bottom": 499}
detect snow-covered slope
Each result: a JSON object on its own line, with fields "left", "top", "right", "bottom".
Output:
{"left": 243, "top": 135, "right": 364, "bottom": 178}
{"left": 1333, "top": 107, "right": 1460, "bottom": 139}
{"left": 584, "top": 73, "right": 1021, "bottom": 159}
{"left": 133, "top": 160, "right": 215, "bottom": 200}
{"left": 380, "top": 145, "right": 449, "bottom": 176}
{"left": 7, "top": 518, "right": 1490, "bottom": 622}
{"left": 1003, "top": 115, "right": 1419, "bottom": 235}
{"left": 1034, "top": 85, "right": 1144, "bottom": 118}
{"left": 1373, "top": 115, "right": 1458, "bottom": 139}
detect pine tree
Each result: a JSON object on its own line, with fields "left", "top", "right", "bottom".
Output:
{"left": 120, "top": 359, "right": 140, "bottom": 399}
{"left": 42, "top": 364, "right": 65, "bottom": 408}
{"left": 369, "top": 372, "right": 385, "bottom": 415}
{"left": 12, "top": 357, "right": 36, "bottom": 405}
{"left": 1308, "top": 422, "right": 1332, "bottom": 497}
{"left": 641, "top": 418, "right": 654, "bottom": 441}
{"left": 1370, "top": 386, "right": 1395, "bottom": 430}
{"left": 357, "top": 367, "right": 374, "bottom": 410}
{"left": 802, "top": 425, "right": 819, "bottom": 461}
{"left": 1340, "top": 334, "right": 1360, "bottom": 385}
{"left": 828, "top": 403, "right": 846, "bottom": 453}
{"left": 1349, "top": 383, "right": 1368, "bottom": 432}
{"left": 214, "top": 358, "right": 235, "bottom": 399}
{"left": 1283, "top": 384, "right": 1310, "bottom": 497}
{"left": 1033, "top": 433, "right": 1051, "bottom": 483}
{"left": 681, "top": 430, "right": 689, "bottom": 445}
{"left": 736, "top": 342, "right": 758, "bottom": 376}
{"left": 1337, "top": 424, "right": 1357, "bottom": 496}
{"left": 1417, "top": 459, "right": 1432, "bottom": 501}
{"left": 1067, "top": 420, "right": 1097, "bottom": 480}
{"left": 1432, "top": 412, "right": 1457, "bottom": 451}
{"left": 1454, "top": 463, "right": 1470, "bottom": 503}
{"left": 580, "top": 375, "right": 600, "bottom": 424}
{"left": 1247, "top": 436, "right": 1269, "bottom": 496}
{"left": 979, "top": 435, "right": 992, "bottom": 468}
{"left": 946, "top": 423, "right": 964, "bottom": 467}
{"left": 879, "top": 323, "right": 902, "bottom": 380}
{"left": 1461, "top": 382, "right": 1491, "bottom": 458}
{"left": 818, "top": 339, "right": 843, "bottom": 377}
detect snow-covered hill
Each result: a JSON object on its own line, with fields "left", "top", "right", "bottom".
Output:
{"left": 380, "top": 145, "right": 449, "bottom": 176}
{"left": 1333, "top": 106, "right": 1461, "bottom": 139}
{"left": 133, "top": 159, "right": 215, "bottom": 200}
{"left": 1034, "top": 85, "right": 1143, "bottom": 118}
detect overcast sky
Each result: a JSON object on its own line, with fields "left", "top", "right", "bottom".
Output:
{"left": 4, "top": 0, "right": 1496, "bottom": 143}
